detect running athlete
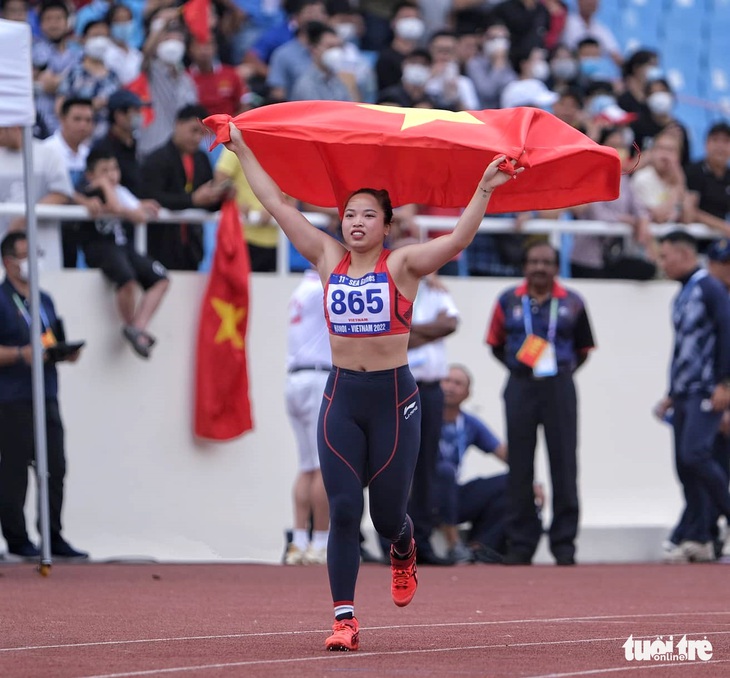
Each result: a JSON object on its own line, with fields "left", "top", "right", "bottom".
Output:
{"left": 224, "top": 122, "right": 522, "bottom": 651}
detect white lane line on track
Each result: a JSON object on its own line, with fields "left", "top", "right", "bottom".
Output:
{"left": 526, "top": 659, "right": 730, "bottom": 677}
{"left": 2, "top": 610, "right": 729, "bottom": 654}
{"left": 75, "top": 641, "right": 730, "bottom": 678}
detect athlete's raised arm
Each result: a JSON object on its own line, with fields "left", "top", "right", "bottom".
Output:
{"left": 391, "top": 156, "right": 523, "bottom": 281}
{"left": 224, "top": 122, "right": 344, "bottom": 269}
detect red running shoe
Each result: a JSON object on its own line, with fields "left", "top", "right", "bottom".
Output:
{"left": 391, "top": 541, "right": 418, "bottom": 607}
{"left": 325, "top": 617, "right": 360, "bottom": 651}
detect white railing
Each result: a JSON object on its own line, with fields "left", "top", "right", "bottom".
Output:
{"left": 0, "top": 202, "right": 721, "bottom": 276}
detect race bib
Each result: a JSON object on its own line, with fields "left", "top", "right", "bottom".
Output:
{"left": 327, "top": 271, "right": 391, "bottom": 335}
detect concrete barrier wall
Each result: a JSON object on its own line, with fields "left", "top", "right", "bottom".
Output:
{"left": 22, "top": 271, "right": 680, "bottom": 563}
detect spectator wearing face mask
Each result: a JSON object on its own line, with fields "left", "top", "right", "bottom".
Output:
{"left": 375, "top": 2, "right": 425, "bottom": 92}
{"left": 617, "top": 49, "right": 660, "bottom": 115}
{"left": 561, "top": 0, "right": 622, "bottom": 66}
{"left": 631, "top": 78, "right": 691, "bottom": 168}
{"left": 57, "top": 19, "right": 122, "bottom": 140}
{"left": 377, "top": 48, "right": 435, "bottom": 107}
{"left": 75, "top": 0, "right": 145, "bottom": 50}
{"left": 103, "top": 3, "right": 143, "bottom": 85}
{"left": 33, "top": 1, "right": 82, "bottom": 137}
{"left": 466, "top": 21, "right": 517, "bottom": 110}
{"left": 91, "top": 89, "right": 150, "bottom": 200}
{"left": 574, "top": 37, "right": 617, "bottom": 92}
{"left": 132, "top": 12, "right": 198, "bottom": 158}
{"left": 424, "top": 30, "right": 479, "bottom": 112}
{"left": 328, "top": 4, "right": 378, "bottom": 104}
{"left": 547, "top": 44, "right": 578, "bottom": 94}
{"left": 500, "top": 46, "right": 557, "bottom": 110}
{"left": 290, "top": 23, "right": 354, "bottom": 102}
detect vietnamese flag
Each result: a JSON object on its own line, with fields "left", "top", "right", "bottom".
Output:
{"left": 203, "top": 102, "right": 621, "bottom": 213}
{"left": 182, "top": 0, "right": 211, "bottom": 44}
{"left": 194, "top": 199, "right": 253, "bottom": 441}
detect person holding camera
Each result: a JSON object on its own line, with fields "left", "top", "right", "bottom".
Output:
{"left": 0, "top": 232, "right": 88, "bottom": 561}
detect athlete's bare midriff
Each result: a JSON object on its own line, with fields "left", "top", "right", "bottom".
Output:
{"left": 329, "top": 333, "right": 410, "bottom": 372}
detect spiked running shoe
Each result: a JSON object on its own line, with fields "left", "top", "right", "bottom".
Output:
{"left": 391, "top": 541, "right": 418, "bottom": 607}
{"left": 325, "top": 617, "right": 360, "bottom": 651}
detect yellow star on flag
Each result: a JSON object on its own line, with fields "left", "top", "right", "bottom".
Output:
{"left": 211, "top": 297, "right": 245, "bottom": 349}
{"left": 359, "top": 104, "right": 485, "bottom": 131}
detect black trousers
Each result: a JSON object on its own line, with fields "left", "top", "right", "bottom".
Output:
{"left": 407, "top": 380, "right": 444, "bottom": 554}
{"left": 504, "top": 372, "right": 578, "bottom": 560}
{"left": 0, "top": 399, "right": 66, "bottom": 549}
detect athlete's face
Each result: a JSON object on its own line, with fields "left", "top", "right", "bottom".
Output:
{"left": 342, "top": 194, "right": 389, "bottom": 249}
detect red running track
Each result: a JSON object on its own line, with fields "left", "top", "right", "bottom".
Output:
{"left": 0, "top": 562, "right": 728, "bottom": 677}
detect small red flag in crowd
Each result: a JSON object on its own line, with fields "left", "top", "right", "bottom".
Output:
{"left": 182, "top": 0, "right": 211, "bottom": 44}
{"left": 194, "top": 199, "right": 253, "bottom": 441}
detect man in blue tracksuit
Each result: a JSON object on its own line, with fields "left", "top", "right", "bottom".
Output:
{"left": 656, "top": 231, "right": 730, "bottom": 563}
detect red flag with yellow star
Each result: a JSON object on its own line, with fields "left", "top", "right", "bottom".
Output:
{"left": 202, "top": 101, "right": 621, "bottom": 212}
{"left": 194, "top": 199, "right": 253, "bottom": 440}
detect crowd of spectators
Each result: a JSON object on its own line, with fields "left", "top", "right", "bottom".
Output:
{"left": 0, "top": 0, "right": 728, "bottom": 279}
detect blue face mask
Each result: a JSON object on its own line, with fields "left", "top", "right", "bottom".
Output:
{"left": 588, "top": 93, "right": 616, "bottom": 117}
{"left": 579, "top": 56, "right": 603, "bottom": 79}
{"left": 111, "top": 20, "right": 134, "bottom": 45}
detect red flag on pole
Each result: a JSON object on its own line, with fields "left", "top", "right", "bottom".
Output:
{"left": 194, "top": 200, "right": 253, "bottom": 441}
{"left": 203, "top": 101, "right": 621, "bottom": 212}
{"left": 182, "top": 0, "right": 211, "bottom": 44}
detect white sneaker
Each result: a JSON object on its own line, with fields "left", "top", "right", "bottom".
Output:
{"left": 662, "top": 541, "right": 688, "bottom": 564}
{"left": 304, "top": 545, "right": 327, "bottom": 565}
{"left": 681, "top": 541, "right": 716, "bottom": 563}
{"left": 284, "top": 543, "right": 305, "bottom": 565}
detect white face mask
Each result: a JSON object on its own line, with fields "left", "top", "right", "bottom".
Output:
{"left": 647, "top": 91, "right": 674, "bottom": 116}
{"left": 551, "top": 57, "right": 577, "bottom": 81}
{"left": 156, "top": 39, "right": 185, "bottom": 66}
{"left": 321, "top": 46, "right": 345, "bottom": 72}
{"left": 334, "top": 22, "right": 358, "bottom": 43}
{"left": 130, "top": 111, "right": 142, "bottom": 134}
{"left": 17, "top": 257, "right": 29, "bottom": 281}
{"left": 531, "top": 59, "right": 550, "bottom": 81}
{"left": 84, "top": 35, "right": 111, "bottom": 61}
{"left": 484, "top": 36, "right": 510, "bottom": 58}
{"left": 402, "top": 63, "right": 431, "bottom": 88}
{"left": 394, "top": 17, "right": 424, "bottom": 42}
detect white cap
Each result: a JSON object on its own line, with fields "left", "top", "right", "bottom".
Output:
{"left": 500, "top": 78, "right": 559, "bottom": 109}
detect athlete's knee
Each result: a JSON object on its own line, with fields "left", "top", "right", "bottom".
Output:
{"left": 328, "top": 494, "right": 362, "bottom": 532}
{"left": 370, "top": 510, "right": 406, "bottom": 541}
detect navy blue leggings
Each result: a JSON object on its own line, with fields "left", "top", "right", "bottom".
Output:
{"left": 317, "top": 365, "right": 421, "bottom": 607}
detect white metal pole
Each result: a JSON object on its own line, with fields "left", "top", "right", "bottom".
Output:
{"left": 21, "top": 126, "right": 51, "bottom": 569}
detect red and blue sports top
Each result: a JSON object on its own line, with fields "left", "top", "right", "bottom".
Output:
{"left": 324, "top": 249, "right": 413, "bottom": 337}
